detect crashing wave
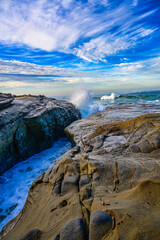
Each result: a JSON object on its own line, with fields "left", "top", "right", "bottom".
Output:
{"left": 100, "top": 93, "right": 119, "bottom": 100}
{"left": 70, "top": 87, "right": 106, "bottom": 117}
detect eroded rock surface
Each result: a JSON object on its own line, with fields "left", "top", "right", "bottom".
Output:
{"left": 1, "top": 105, "right": 160, "bottom": 240}
{"left": 0, "top": 93, "right": 13, "bottom": 110}
{"left": 0, "top": 94, "right": 80, "bottom": 175}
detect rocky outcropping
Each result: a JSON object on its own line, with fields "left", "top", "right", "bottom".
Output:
{"left": 0, "top": 93, "right": 13, "bottom": 110}
{"left": 1, "top": 105, "right": 160, "bottom": 240}
{"left": 0, "top": 94, "right": 80, "bottom": 175}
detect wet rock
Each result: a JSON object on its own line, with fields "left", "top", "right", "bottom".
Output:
{"left": 20, "top": 229, "right": 41, "bottom": 240}
{"left": 0, "top": 94, "right": 80, "bottom": 175}
{"left": 89, "top": 210, "right": 112, "bottom": 240}
{"left": 60, "top": 218, "right": 85, "bottom": 240}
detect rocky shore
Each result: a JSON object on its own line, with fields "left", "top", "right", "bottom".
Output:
{"left": 1, "top": 104, "right": 160, "bottom": 240}
{"left": 0, "top": 93, "right": 80, "bottom": 175}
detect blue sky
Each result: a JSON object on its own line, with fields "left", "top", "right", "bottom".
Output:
{"left": 0, "top": 0, "right": 160, "bottom": 96}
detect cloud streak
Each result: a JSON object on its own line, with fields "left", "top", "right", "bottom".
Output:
{"left": 0, "top": 0, "right": 158, "bottom": 62}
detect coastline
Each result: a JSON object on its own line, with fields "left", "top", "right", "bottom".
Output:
{"left": 1, "top": 98, "right": 160, "bottom": 240}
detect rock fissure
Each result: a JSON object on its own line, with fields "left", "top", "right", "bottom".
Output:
{"left": 0, "top": 94, "right": 80, "bottom": 175}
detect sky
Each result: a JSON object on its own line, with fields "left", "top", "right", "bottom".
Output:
{"left": 0, "top": 0, "right": 160, "bottom": 96}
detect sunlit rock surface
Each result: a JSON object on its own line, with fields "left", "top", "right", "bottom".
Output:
{"left": 1, "top": 105, "right": 160, "bottom": 240}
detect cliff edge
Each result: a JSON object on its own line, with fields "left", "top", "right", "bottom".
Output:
{"left": 0, "top": 93, "right": 80, "bottom": 175}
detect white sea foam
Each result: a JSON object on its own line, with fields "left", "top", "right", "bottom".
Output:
{"left": 70, "top": 87, "right": 91, "bottom": 108}
{"left": 101, "top": 92, "right": 119, "bottom": 100}
{"left": 0, "top": 138, "right": 71, "bottom": 231}
{"left": 70, "top": 88, "right": 106, "bottom": 117}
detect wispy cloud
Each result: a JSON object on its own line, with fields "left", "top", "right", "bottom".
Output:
{"left": 0, "top": 57, "right": 160, "bottom": 93}
{"left": 0, "top": 0, "right": 158, "bottom": 62}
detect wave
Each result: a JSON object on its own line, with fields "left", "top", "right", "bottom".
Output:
{"left": 70, "top": 89, "right": 160, "bottom": 117}
{"left": 101, "top": 93, "right": 119, "bottom": 100}
{"left": 70, "top": 87, "right": 106, "bottom": 117}
{"left": 100, "top": 91, "right": 160, "bottom": 101}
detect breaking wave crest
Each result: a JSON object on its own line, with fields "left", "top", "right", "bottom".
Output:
{"left": 70, "top": 88, "right": 106, "bottom": 117}
{"left": 101, "top": 93, "right": 119, "bottom": 100}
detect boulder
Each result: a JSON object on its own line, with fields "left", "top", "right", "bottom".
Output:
{"left": 89, "top": 210, "right": 112, "bottom": 240}
{"left": 61, "top": 175, "right": 79, "bottom": 194}
{"left": 60, "top": 218, "right": 85, "bottom": 240}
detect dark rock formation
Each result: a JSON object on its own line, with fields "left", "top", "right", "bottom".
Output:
{"left": 0, "top": 94, "right": 80, "bottom": 175}
{"left": 0, "top": 93, "right": 13, "bottom": 110}
{"left": 1, "top": 104, "right": 160, "bottom": 240}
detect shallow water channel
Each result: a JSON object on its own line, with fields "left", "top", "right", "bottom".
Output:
{"left": 0, "top": 138, "right": 71, "bottom": 230}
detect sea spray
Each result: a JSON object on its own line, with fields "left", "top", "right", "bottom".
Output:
{"left": 70, "top": 87, "right": 106, "bottom": 117}
{"left": 70, "top": 87, "right": 91, "bottom": 109}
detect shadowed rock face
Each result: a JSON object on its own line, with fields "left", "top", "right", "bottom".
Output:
{"left": 0, "top": 94, "right": 80, "bottom": 175}
{"left": 1, "top": 105, "right": 160, "bottom": 240}
{"left": 0, "top": 93, "right": 13, "bottom": 110}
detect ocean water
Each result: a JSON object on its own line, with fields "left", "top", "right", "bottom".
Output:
{"left": 0, "top": 89, "right": 160, "bottom": 231}
{"left": 0, "top": 138, "right": 71, "bottom": 230}
{"left": 69, "top": 88, "right": 160, "bottom": 117}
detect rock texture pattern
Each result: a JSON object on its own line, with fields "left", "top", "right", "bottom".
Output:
{"left": 0, "top": 93, "right": 13, "bottom": 110}
{"left": 1, "top": 104, "right": 160, "bottom": 240}
{"left": 0, "top": 94, "right": 80, "bottom": 175}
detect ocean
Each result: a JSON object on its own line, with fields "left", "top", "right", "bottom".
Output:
{"left": 68, "top": 88, "right": 160, "bottom": 117}
{"left": 0, "top": 89, "right": 160, "bottom": 230}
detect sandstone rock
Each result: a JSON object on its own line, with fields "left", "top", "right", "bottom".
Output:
{"left": 54, "top": 183, "right": 61, "bottom": 195}
{"left": 60, "top": 218, "right": 85, "bottom": 240}
{"left": 20, "top": 229, "right": 41, "bottom": 240}
{"left": 52, "top": 235, "right": 59, "bottom": 240}
{"left": 1, "top": 105, "right": 160, "bottom": 240}
{"left": 80, "top": 175, "right": 90, "bottom": 188}
{"left": 89, "top": 210, "right": 112, "bottom": 240}
{"left": 61, "top": 175, "right": 79, "bottom": 194}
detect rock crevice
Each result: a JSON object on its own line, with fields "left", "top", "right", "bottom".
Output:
{"left": 0, "top": 94, "right": 80, "bottom": 175}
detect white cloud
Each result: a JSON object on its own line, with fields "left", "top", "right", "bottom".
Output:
{"left": 0, "top": 59, "right": 98, "bottom": 84}
{"left": 118, "top": 62, "right": 144, "bottom": 72}
{"left": 76, "top": 36, "right": 130, "bottom": 62}
{"left": 0, "top": 60, "right": 63, "bottom": 75}
{"left": 114, "top": 57, "right": 160, "bottom": 76}
{"left": 0, "top": 57, "right": 160, "bottom": 94}
{"left": 0, "top": 0, "right": 158, "bottom": 62}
